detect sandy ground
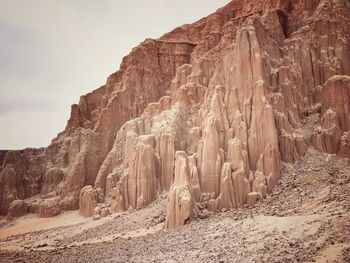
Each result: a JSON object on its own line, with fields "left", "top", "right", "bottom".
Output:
{"left": 0, "top": 147, "right": 349, "bottom": 263}
{"left": 0, "top": 211, "right": 89, "bottom": 238}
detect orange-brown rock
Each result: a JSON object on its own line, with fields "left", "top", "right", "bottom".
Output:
{"left": 38, "top": 198, "right": 61, "bottom": 218}
{"left": 41, "top": 168, "right": 64, "bottom": 197}
{"left": 156, "top": 133, "right": 175, "bottom": 190}
{"left": 110, "top": 184, "right": 125, "bottom": 213}
{"left": 198, "top": 115, "right": 222, "bottom": 196}
{"left": 165, "top": 152, "right": 197, "bottom": 229}
{"left": 312, "top": 76, "right": 350, "bottom": 154}
{"left": 0, "top": 149, "right": 45, "bottom": 215}
{"left": 311, "top": 109, "right": 343, "bottom": 153}
{"left": 127, "top": 135, "right": 159, "bottom": 209}
{"left": 247, "top": 192, "right": 261, "bottom": 207}
{"left": 216, "top": 138, "right": 251, "bottom": 210}
{"left": 217, "top": 163, "right": 237, "bottom": 210}
{"left": 321, "top": 75, "right": 350, "bottom": 131}
{"left": 1, "top": 0, "right": 350, "bottom": 229}
{"left": 188, "top": 155, "right": 201, "bottom": 202}
{"left": 6, "top": 200, "right": 28, "bottom": 221}
{"left": 79, "top": 186, "right": 98, "bottom": 218}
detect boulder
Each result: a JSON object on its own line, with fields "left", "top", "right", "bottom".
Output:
{"left": 79, "top": 186, "right": 98, "bottom": 218}
{"left": 6, "top": 200, "right": 28, "bottom": 220}
{"left": 247, "top": 192, "right": 260, "bottom": 207}
{"left": 38, "top": 198, "right": 61, "bottom": 218}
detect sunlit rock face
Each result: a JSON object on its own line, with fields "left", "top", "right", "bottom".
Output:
{"left": 1, "top": 0, "right": 350, "bottom": 229}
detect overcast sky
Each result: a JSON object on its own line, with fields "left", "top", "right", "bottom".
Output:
{"left": 0, "top": 0, "right": 230, "bottom": 149}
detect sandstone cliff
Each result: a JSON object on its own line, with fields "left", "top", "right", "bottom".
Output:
{"left": 1, "top": 0, "right": 349, "bottom": 228}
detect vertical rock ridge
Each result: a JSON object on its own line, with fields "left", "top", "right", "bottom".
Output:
{"left": 1, "top": 0, "right": 349, "bottom": 231}
{"left": 165, "top": 151, "right": 197, "bottom": 229}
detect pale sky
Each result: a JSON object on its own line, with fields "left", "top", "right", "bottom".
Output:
{"left": 0, "top": 0, "right": 230, "bottom": 149}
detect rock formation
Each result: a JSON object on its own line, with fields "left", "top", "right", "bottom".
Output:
{"left": 165, "top": 151, "right": 197, "bottom": 229}
{"left": 79, "top": 186, "right": 98, "bottom": 218}
{"left": 1, "top": 0, "right": 349, "bottom": 229}
{"left": 6, "top": 200, "right": 28, "bottom": 221}
{"left": 312, "top": 75, "right": 350, "bottom": 156}
{"left": 38, "top": 198, "right": 61, "bottom": 218}
{"left": 0, "top": 148, "right": 45, "bottom": 215}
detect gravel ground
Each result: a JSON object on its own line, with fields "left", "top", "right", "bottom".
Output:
{"left": 0, "top": 146, "right": 349, "bottom": 263}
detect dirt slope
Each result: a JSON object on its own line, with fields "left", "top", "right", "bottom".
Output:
{"left": 1, "top": 144, "right": 349, "bottom": 262}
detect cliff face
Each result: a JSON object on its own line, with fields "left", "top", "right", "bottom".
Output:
{"left": 1, "top": 0, "right": 349, "bottom": 228}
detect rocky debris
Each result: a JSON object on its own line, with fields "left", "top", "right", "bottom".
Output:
{"left": 339, "top": 131, "right": 350, "bottom": 157}
{"left": 93, "top": 207, "right": 101, "bottom": 221}
{"left": 1, "top": 145, "right": 349, "bottom": 262}
{"left": 91, "top": 205, "right": 110, "bottom": 221}
{"left": 0, "top": 0, "right": 349, "bottom": 236}
{"left": 100, "top": 207, "right": 109, "bottom": 218}
{"left": 341, "top": 247, "right": 350, "bottom": 262}
{"left": 109, "top": 185, "right": 125, "bottom": 213}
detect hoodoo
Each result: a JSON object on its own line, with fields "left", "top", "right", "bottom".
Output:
{"left": 1, "top": 0, "right": 350, "bottom": 232}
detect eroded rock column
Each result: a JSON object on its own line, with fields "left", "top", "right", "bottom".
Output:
{"left": 165, "top": 151, "right": 197, "bottom": 229}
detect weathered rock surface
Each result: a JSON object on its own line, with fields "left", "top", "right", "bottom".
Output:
{"left": 1, "top": 0, "right": 350, "bottom": 229}
{"left": 127, "top": 135, "right": 159, "bottom": 210}
{"left": 312, "top": 75, "right": 350, "bottom": 155}
{"left": 247, "top": 192, "right": 260, "bottom": 207}
{"left": 38, "top": 198, "right": 61, "bottom": 218}
{"left": 79, "top": 186, "right": 98, "bottom": 218}
{"left": 41, "top": 168, "right": 64, "bottom": 197}
{"left": 0, "top": 148, "right": 45, "bottom": 215}
{"left": 165, "top": 152, "right": 197, "bottom": 229}
{"left": 6, "top": 200, "right": 28, "bottom": 220}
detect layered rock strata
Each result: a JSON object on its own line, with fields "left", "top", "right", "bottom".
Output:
{"left": 0, "top": 0, "right": 349, "bottom": 229}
